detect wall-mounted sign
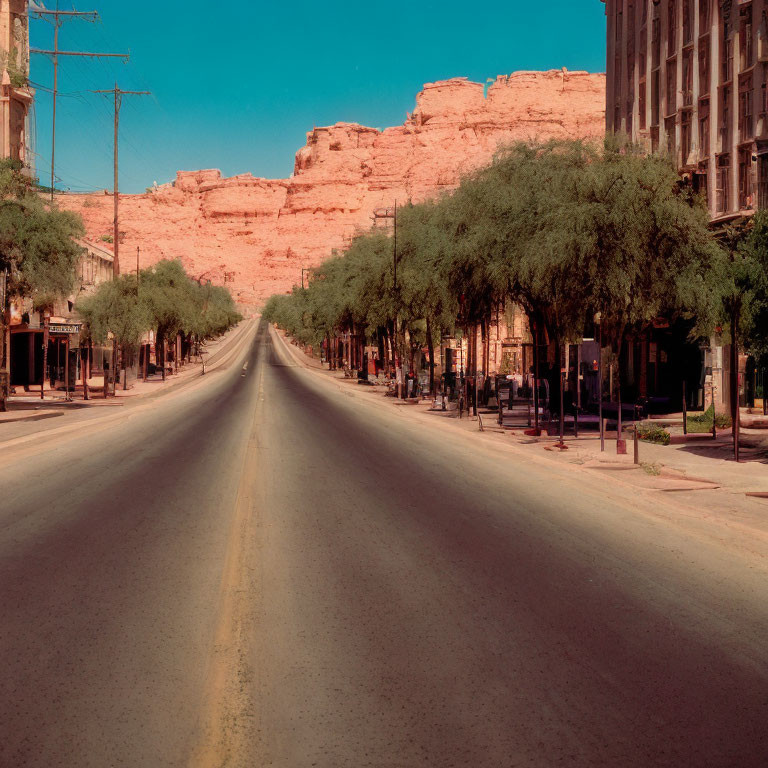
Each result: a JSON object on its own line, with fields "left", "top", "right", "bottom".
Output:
{"left": 48, "top": 323, "right": 82, "bottom": 335}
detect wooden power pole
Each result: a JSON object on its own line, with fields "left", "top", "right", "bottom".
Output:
{"left": 91, "top": 85, "right": 150, "bottom": 395}
{"left": 30, "top": 7, "right": 128, "bottom": 201}
{"left": 90, "top": 84, "right": 150, "bottom": 277}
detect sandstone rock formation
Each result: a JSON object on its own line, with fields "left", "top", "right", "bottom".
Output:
{"left": 60, "top": 70, "right": 605, "bottom": 306}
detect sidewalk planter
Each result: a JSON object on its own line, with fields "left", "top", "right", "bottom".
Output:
{"left": 637, "top": 424, "right": 671, "bottom": 445}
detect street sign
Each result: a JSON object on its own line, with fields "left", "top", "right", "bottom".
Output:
{"left": 49, "top": 323, "right": 81, "bottom": 335}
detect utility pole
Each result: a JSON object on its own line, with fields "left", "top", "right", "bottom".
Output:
{"left": 90, "top": 84, "right": 150, "bottom": 277}
{"left": 90, "top": 86, "right": 149, "bottom": 394}
{"left": 30, "top": 7, "right": 128, "bottom": 201}
{"left": 371, "top": 202, "right": 402, "bottom": 396}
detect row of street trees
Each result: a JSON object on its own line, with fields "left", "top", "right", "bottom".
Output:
{"left": 264, "top": 138, "right": 768, "bottom": 424}
{"left": 0, "top": 159, "right": 242, "bottom": 406}
{"left": 77, "top": 259, "right": 242, "bottom": 385}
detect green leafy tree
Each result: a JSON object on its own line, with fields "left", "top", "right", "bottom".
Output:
{"left": 0, "top": 160, "right": 84, "bottom": 409}
{"left": 77, "top": 274, "right": 147, "bottom": 348}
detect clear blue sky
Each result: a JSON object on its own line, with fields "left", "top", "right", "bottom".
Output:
{"left": 30, "top": 1, "right": 607, "bottom": 194}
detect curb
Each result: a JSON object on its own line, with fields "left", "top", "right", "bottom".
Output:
{"left": 0, "top": 411, "right": 63, "bottom": 425}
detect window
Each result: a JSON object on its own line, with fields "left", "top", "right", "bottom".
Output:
{"left": 739, "top": 78, "right": 754, "bottom": 139}
{"left": 721, "top": 85, "right": 732, "bottom": 150}
{"left": 652, "top": 70, "right": 661, "bottom": 125}
{"left": 722, "top": 15, "right": 734, "bottom": 82}
{"left": 699, "top": 38, "right": 711, "bottom": 94}
{"left": 757, "top": 153, "right": 768, "bottom": 209}
{"left": 739, "top": 147, "right": 755, "bottom": 208}
{"left": 699, "top": 98, "right": 710, "bottom": 157}
{"left": 693, "top": 170, "right": 708, "bottom": 199}
{"left": 681, "top": 109, "right": 693, "bottom": 163}
{"left": 665, "top": 115, "right": 677, "bottom": 156}
{"left": 740, "top": 5, "right": 754, "bottom": 72}
{"left": 652, "top": 6, "right": 662, "bottom": 68}
{"left": 759, "top": 11, "right": 768, "bottom": 62}
{"left": 683, "top": 49, "right": 694, "bottom": 105}
{"left": 716, "top": 154, "right": 731, "bottom": 213}
{"left": 640, "top": 78, "right": 648, "bottom": 129}
{"left": 667, "top": 59, "right": 678, "bottom": 113}
{"left": 683, "top": 0, "right": 694, "bottom": 45}
{"left": 699, "top": 0, "right": 709, "bottom": 32}
{"left": 668, "top": 0, "right": 678, "bottom": 58}
{"left": 762, "top": 64, "right": 768, "bottom": 113}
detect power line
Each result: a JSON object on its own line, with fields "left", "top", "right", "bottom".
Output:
{"left": 30, "top": 7, "right": 128, "bottom": 201}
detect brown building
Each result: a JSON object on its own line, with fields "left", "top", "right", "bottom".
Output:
{"left": 0, "top": 0, "right": 32, "bottom": 167}
{"left": 9, "top": 240, "right": 114, "bottom": 394}
{"left": 602, "top": 0, "right": 763, "bottom": 411}
{"left": 603, "top": 0, "right": 768, "bottom": 222}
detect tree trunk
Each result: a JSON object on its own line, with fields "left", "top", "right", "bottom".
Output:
{"left": 426, "top": 316, "right": 435, "bottom": 396}
{"left": 471, "top": 323, "right": 478, "bottom": 416}
{"left": 731, "top": 304, "right": 740, "bottom": 462}
{"left": 161, "top": 336, "right": 166, "bottom": 382}
{"left": 532, "top": 319, "right": 540, "bottom": 432}
{"left": 82, "top": 343, "right": 89, "bottom": 401}
{"left": 554, "top": 340, "right": 564, "bottom": 445}
{"left": 0, "top": 307, "right": 7, "bottom": 412}
{"left": 482, "top": 316, "right": 490, "bottom": 404}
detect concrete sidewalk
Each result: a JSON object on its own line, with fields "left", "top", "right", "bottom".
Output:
{"left": 275, "top": 329, "right": 768, "bottom": 508}
{"left": 0, "top": 318, "right": 255, "bottom": 441}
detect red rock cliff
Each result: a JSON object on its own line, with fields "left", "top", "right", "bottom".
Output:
{"left": 60, "top": 70, "right": 606, "bottom": 306}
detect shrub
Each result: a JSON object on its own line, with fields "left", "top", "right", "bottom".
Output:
{"left": 100, "top": 234, "right": 113, "bottom": 243}
{"left": 714, "top": 411, "right": 732, "bottom": 429}
{"left": 686, "top": 405, "right": 732, "bottom": 432}
{"left": 637, "top": 423, "right": 671, "bottom": 445}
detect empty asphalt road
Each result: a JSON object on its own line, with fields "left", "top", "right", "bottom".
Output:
{"left": 1, "top": 319, "right": 767, "bottom": 767}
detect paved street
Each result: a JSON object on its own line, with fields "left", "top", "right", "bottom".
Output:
{"left": 2, "top": 319, "right": 768, "bottom": 767}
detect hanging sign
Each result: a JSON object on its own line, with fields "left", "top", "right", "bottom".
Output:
{"left": 48, "top": 322, "right": 82, "bottom": 335}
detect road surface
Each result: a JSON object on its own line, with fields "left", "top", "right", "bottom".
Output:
{"left": 1, "top": 319, "right": 767, "bottom": 767}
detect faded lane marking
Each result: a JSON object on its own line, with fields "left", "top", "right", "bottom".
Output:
{"left": 189, "top": 334, "right": 265, "bottom": 768}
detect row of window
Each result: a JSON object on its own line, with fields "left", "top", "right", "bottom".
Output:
{"left": 616, "top": 1, "right": 766, "bottom": 133}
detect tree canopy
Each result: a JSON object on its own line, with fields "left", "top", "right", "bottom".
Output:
{"left": 264, "top": 138, "right": 724, "bottom": 361}
{"left": 77, "top": 259, "right": 241, "bottom": 348}
{"left": 0, "top": 159, "right": 84, "bottom": 309}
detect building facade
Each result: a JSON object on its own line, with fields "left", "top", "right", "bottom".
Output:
{"left": 9, "top": 240, "right": 114, "bottom": 393}
{"left": 0, "top": 0, "right": 32, "bottom": 167}
{"left": 603, "top": 0, "right": 768, "bottom": 221}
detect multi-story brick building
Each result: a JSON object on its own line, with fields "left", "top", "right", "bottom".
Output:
{"left": 603, "top": 0, "right": 768, "bottom": 222}
{"left": 0, "top": 0, "right": 32, "bottom": 168}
